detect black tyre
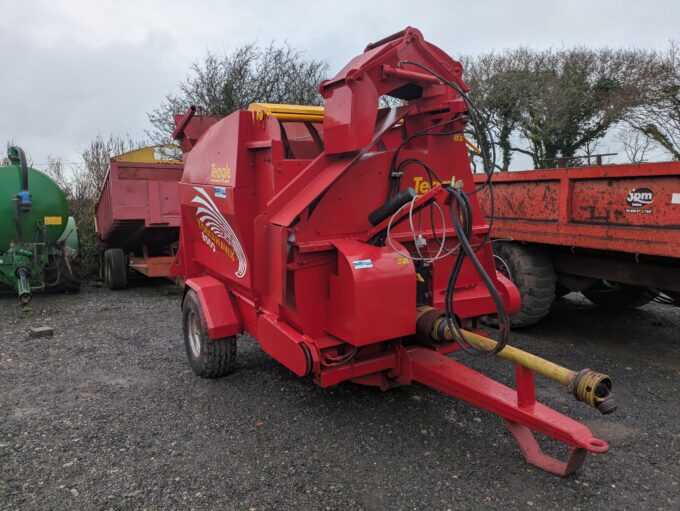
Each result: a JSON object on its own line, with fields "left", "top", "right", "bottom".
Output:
{"left": 583, "top": 281, "right": 652, "bottom": 310}
{"left": 182, "top": 289, "right": 237, "bottom": 378}
{"left": 104, "top": 248, "right": 128, "bottom": 290}
{"left": 493, "top": 242, "right": 556, "bottom": 327}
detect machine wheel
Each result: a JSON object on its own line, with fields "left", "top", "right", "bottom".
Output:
{"left": 583, "top": 281, "right": 652, "bottom": 310}
{"left": 182, "top": 289, "right": 237, "bottom": 378}
{"left": 104, "top": 248, "right": 128, "bottom": 290}
{"left": 493, "top": 242, "right": 556, "bottom": 328}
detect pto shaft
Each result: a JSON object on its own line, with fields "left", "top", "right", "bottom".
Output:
{"left": 16, "top": 267, "right": 32, "bottom": 304}
{"left": 416, "top": 306, "right": 616, "bottom": 414}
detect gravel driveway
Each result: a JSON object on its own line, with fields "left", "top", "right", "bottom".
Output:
{"left": 1, "top": 284, "right": 679, "bottom": 510}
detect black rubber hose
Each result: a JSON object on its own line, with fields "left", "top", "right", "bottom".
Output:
{"left": 13, "top": 146, "right": 29, "bottom": 192}
{"left": 369, "top": 187, "right": 417, "bottom": 226}
{"left": 444, "top": 188, "right": 509, "bottom": 356}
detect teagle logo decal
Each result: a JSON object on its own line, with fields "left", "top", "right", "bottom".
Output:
{"left": 210, "top": 163, "right": 232, "bottom": 184}
{"left": 192, "top": 187, "right": 247, "bottom": 278}
{"left": 626, "top": 188, "right": 654, "bottom": 208}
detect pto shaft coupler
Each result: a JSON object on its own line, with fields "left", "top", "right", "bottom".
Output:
{"left": 16, "top": 267, "right": 32, "bottom": 304}
{"left": 416, "top": 306, "right": 616, "bottom": 414}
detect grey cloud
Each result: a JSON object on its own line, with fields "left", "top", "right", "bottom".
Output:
{"left": 1, "top": 0, "right": 678, "bottom": 166}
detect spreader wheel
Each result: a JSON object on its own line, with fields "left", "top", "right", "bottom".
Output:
{"left": 104, "top": 248, "right": 128, "bottom": 290}
{"left": 493, "top": 242, "right": 556, "bottom": 328}
{"left": 583, "top": 281, "right": 652, "bottom": 310}
{"left": 182, "top": 289, "right": 237, "bottom": 378}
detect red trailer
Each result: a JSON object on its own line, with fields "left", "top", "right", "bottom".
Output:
{"left": 474, "top": 161, "right": 680, "bottom": 326}
{"left": 95, "top": 146, "right": 183, "bottom": 289}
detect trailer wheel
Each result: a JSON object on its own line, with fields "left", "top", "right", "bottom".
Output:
{"left": 583, "top": 281, "right": 653, "bottom": 310}
{"left": 182, "top": 289, "right": 236, "bottom": 378}
{"left": 104, "top": 248, "right": 128, "bottom": 290}
{"left": 493, "top": 242, "right": 556, "bottom": 328}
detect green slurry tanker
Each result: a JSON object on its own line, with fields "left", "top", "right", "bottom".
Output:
{"left": 0, "top": 146, "right": 80, "bottom": 304}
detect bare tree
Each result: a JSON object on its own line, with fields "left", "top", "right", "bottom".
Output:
{"left": 463, "top": 49, "right": 534, "bottom": 171}
{"left": 617, "top": 128, "right": 653, "bottom": 163}
{"left": 147, "top": 42, "right": 329, "bottom": 144}
{"left": 624, "top": 41, "right": 679, "bottom": 159}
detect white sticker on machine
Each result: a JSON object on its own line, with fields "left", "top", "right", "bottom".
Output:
{"left": 672, "top": 193, "right": 680, "bottom": 204}
{"left": 353, "top": 259, "right": 374, "bottom": 269}
{"left": 214, "top": 186, "right": 227, "bottom": 199}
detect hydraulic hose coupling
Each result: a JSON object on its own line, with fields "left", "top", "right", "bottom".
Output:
{"left": 572, "top": 369, "right": 617, "bottom": 415}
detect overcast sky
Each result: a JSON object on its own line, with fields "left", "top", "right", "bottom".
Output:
{"left": 1, "top": 0, "right": 678, "bottom": 168}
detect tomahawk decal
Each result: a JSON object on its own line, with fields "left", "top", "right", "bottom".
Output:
{"left": 191, "top": 187, "right": 247, "bottom": 278}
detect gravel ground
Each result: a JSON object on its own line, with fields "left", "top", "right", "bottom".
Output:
{"left": 1, "top": 283, "right": 679, "bottom": 510}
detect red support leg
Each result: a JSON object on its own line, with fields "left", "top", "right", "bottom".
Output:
{"left": 505, "top": 420, "right": 587, "bottom": 476}
{"left": 515, "top": 364, "right": 536, "bottom": 409}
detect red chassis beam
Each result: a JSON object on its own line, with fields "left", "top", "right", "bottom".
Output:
{"left": 129, "top": 255, "right": 175, "bottom": 278}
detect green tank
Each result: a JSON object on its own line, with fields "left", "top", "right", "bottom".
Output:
{"left": 0, "top": 146, "right": 80, "bottom": 304}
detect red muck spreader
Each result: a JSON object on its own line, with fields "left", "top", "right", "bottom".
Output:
{"left": 95, "top": 146, "right": 183, "bottom": 288}
{"left": 171, "top": 28, "right": 616, "bottom": 475}
{"left": 473, "top": 162, "right": 680, "bottom": 326}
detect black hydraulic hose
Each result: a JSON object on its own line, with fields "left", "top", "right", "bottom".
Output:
{"left": 444, "top": 187, "right": 509, "bottom": 356}
{"left": 376, "top": 61, "right": 509, "bottom": 353}
{"left": 15, "top": 146, "right": 29, "bottom": 192}
{"left": 369, "top": 187, "right": 417, "bottom": 226}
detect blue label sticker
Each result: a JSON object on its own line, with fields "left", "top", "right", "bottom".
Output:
{"left": 214, "top": 186, "right": 227, "bottom": 198}
{"left": 353, "top": 259, "right": 373, "bottom": 269}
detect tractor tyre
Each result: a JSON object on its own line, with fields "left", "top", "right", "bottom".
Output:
{"left": 493, "top": 242, "right": 556, "bottom": 328}
{"left": 182, "top": 289, "right": 237, "bottom": 378}
{"left": 583, "top": 281, "right": 653, "bottom": 310}
{"left": 104, "top": 248, "right": 128, "bottom": 290}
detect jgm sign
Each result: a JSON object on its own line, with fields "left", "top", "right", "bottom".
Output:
{"left": 625, "top": 187, "right": 654, "bottom": 214}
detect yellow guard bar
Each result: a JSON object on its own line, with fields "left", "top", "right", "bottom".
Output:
{"left": 248, "top": 103, "right": 477, "bottom": 152}
{"left": 248, "top": 103, "right": 325, "bottom": 123}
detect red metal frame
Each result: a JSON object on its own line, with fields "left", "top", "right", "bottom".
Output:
{"left": 172, "top": 27, "right": 609, "bottom": 475}
{"left": 129, "top": 255, "right": 175, "bottom": 277}
{"left": 473, "top": 162, "right": 680, "bottom": 258}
